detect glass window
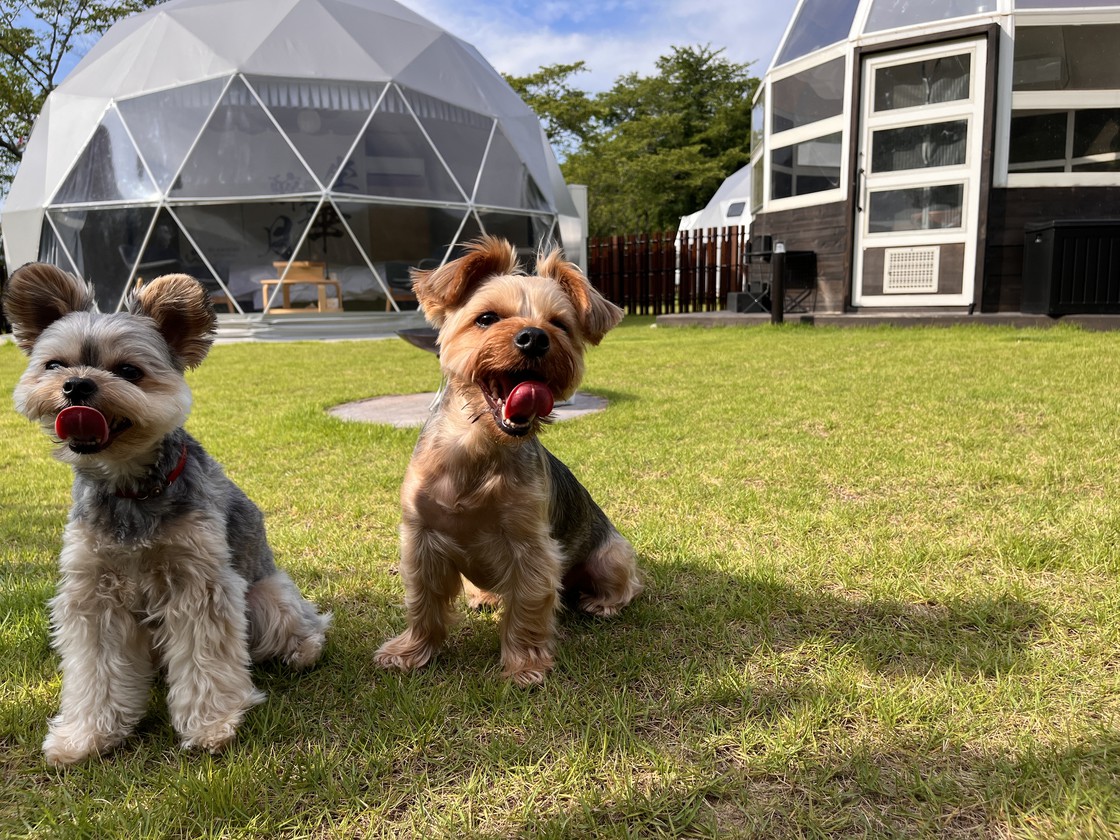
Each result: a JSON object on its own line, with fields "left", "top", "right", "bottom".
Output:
{"left": 1009, "top": 111, "right": 1068, "bottom": 166}
{"left": 1013, "top": 25, "right": 1120, "bottom": 91}
{"left": 1073, "top": 108, "right": 1120, "bottom": 157}
{"left": 171, "top": 77, "right": 319, "bottom": 199}
{"left": 247, "top": 76, "right": 383, "bottom": 189}
{"left": 474, "top": 127, "right": 550, "bottom": 211}
{"left": 874, "top": 54, "right": 971, "bottom": 111}
{"left": 117, "top": 78, "right": 227, "bottom": 192}
{"left": 750, "top": 155, "right": 764, "bottom": 212}
{"left": 863, "top": 0, "right": 996, "bottom": 34}
{"left": 868, "top": 184, "right": 964, "bottom": 233}
{"left": 775, "top": 0, "right": 860, "bottom": 65}
{"left": 871, "top": 119, "right": 968, "bottom": 173}
{"left": 770, "top": 133, "right": 842, "bottom": 200}
{"left": 1016, "top": 0, "right": 1120, "bottom": 7}
{"left": 727, "top": 201, "right": 746, "bottom": 218}
{"left": 346, "top": 86, "right": 467, "bottom": 203}
{"left": 771, "top": 57, "right": 845, "bottom": 134}
{"left": 46, "top": 207, "right": 157, "bottom": 311}
{"left": 53, "top": 108, "right": 158, "bottom": 204}
{"left": 751, "top": 94, "right": 765, "bottom": 153}
{"left": 402, "top": 87, "right": 496, "bottom": 203}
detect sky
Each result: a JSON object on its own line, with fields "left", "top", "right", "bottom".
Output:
{"left": 406, "top": 0, "right": 801, "bottom": 91}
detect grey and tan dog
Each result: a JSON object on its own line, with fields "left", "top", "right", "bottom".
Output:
{"left": 373, "top": 236, "right": 642, "bottom": 686}
{"left": 2, "top": 264, "right": 330, "bottom": 765}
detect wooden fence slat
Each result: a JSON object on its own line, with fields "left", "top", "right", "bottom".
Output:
{"left": 586, "top": 225, "right": 747, "bottom": 315}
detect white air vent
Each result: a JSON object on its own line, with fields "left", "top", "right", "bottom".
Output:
{"left": 883, "top": 246, "right": 939, "bottom": 294}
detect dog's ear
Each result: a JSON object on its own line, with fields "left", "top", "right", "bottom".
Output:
{"left": 412, "top": 235, "right": 520, "bottom": 327}
{"left": 535, "top": 248, "right": 623, "bottom": 345}
{"left": 1, "top": 262, "right": 96, "bottom": 354}
{"left": 130, "top": 274, "right": 216, "bottom": 369}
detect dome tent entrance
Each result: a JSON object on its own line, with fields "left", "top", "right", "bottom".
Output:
{"left": 2, "top": 0, "right": 580, "bottom": 326}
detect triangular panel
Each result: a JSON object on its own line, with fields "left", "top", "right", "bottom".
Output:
{"left": 348, "top": 87, "right": 465, "bottom": 201}
{"left": 174, "top": 200, "right": 319, "bottom": 311}
{"left": 118, "top": 76, "right": 228, "bottom": 192}
{"left": 47, "top": 206, "right": 157, "bottom": 311}
{"left": 473, "top": 126, "right": 550, "bottom": 211}
{"left": 249, "top": 76, "right": 383, "bottom": 188}
{"left": 52, "top": 107, "right": 158, "bottom": 204}
{"left": 401, "top": 87, "right": 493, "bottom": 200}
{"left": 171, "top": 76, "right": 318, "bottom": 198}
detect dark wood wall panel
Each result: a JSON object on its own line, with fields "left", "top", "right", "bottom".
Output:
{"left": 751, "top": 198, "right": 852, "bottom": 312}
{"left": 984, "top": 187, "right": 1120, "bottom": 312}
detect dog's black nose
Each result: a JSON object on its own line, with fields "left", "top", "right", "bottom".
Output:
{"left": 513, "top": 327, "right": 550, "bottom": 357}
{"left": 62, "top": 377, "right": 98, "bottom": 403}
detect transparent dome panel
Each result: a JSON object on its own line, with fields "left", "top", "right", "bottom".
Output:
{"left": 346, "top": 87, "right": 465, "bottom": 202}
{"left": 475, "top": 211, "right": 552, "bottom": 253}
{"left": 37, "top": 218, "right": 78, "bottom": 277}
{"left": 46, "top": 206, "right": 157, "bottom": 311}
{"left": 1016, "top": 0, "right": 1120, "bottom": 7}
{"left": 776, "top": 0, "right": 860, "bottom": 65}
{"left": 171, "top": 77, "right": 319, "bottom": 199}
{"left": 770, "top": 133, "right": 842, "bottom": 200}
{"left": 52, "top": 108, "right": 158, "bottom": 205}
{"left": 401, "top": 87, "right": 494, "bottom": 201}
{"left": 174, "top": 200, "right": 319, "bottom": 311}
{"left": 474, "top": 127, "right": 550, "bottom": 211}
{"left": 864, "top": 0, "right": 996, "bottom": 35}
{"left": 248, "top": 76, "right": 384, "bottom": 189}
{"left": 117, "top": 77, "right": 227, "bottom": 192}
{"left": 332, "top": 201, "right": 470, "bottom": 309}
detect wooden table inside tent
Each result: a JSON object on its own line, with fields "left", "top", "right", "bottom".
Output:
{"left": 259, "top": 261, "right": 343, "bottom": 313}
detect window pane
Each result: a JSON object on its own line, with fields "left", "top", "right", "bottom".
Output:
{"left": 776, "top": 0, "right": 860, "bottom": 65}
{"left": 474, "top": 127, "right": 550, "bottom": 211}
{"left": 1017, "top": 0, "right": 1120, "bottom": 8}
{"left": 751, "top": 95, "right": 765, "bottom": 153}
{"left": 1073, "top": 109, "right": 1120, "bottom": 157}
{"left": 868, "top": 185, "right": 964, "bottom": 233}
{"left": 871, "top": 119, "right": 968, "bottom": 173}
{"left": 874, "top": 54, "right": 971, "bottom": 111}
{"left": 402, "top": 87, "right": 496, "bottom": 203}
{"left": 751, "top": 155, "right": 764, "bottom": 212}
{"left": 53, "top": 108, "right": 158, "bottom": 204}
{"left": 247, "top": 76, "right": 383, "bottom": 189}
{"left": 770, "top": 133, "right": 842, "bottom": 200}
{"left": 118, "top": 77, "right": 227, "bottom": 192}
{"left": 1014, "top": 25, "right": 1120, "bottom": 91}
{"left": 1072, "top": 159, "right": 1120, "bottom": 172}
{"left": 771, "top": 57, "right": 845, "bottom": 134}
{"left": 1009, "top": 111, "right": 1068, "bottom": 165}
{"left": 171, "top": 77, "right": 319, "bottom": 198}
{"left": 46, "top": 207, "right": 157, "bottom": 311}
{"left": 864, "top": 0, "right": 996, "bottom": 34}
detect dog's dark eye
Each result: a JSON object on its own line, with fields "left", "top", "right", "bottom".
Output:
{"left": 550, "top": 319, "right": 570, "bottom": 334}
{"left": 475, "top": 312, "right": 500, "bottom": 328}
{"left": 114, "top": 364, "right": 144, "bottom": 382}
{"left": 45, "top": 360, "right": 65, "bottom": 371}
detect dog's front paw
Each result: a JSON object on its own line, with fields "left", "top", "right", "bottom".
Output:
{"left": 180, "top": 722, "right": 239, "bottom": 755}
{"left": 374, "top": 632, "right": 437, "bottom": 672}
{"left": 502, "top": 647, "right": 553, "bottom": 687}
{"left": 43, "top": 721, "right": 121, "bottom": 767}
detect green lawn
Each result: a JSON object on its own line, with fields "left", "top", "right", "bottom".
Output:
{"left": 2, "top": 320, "right": 1119, "bottom": 838}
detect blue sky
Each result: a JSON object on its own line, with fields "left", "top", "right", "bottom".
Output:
{"left": 407, "top": 0, "right": 801, "bottom": 90}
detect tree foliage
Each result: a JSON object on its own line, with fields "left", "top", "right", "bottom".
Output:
{"left": 0, "top": 0, "right": 161, "bottom": 197}
{"left": 505, "top": 45, "right": 758, "bottom": 237}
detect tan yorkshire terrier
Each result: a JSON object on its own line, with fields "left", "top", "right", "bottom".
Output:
{"left": 374, "top": 236, "right": 642, "bottom": 686}
{"left": 2, "top": 264, "right": 330, "bottom": 765}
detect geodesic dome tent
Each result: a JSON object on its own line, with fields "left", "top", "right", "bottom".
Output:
{"left": 749, "top": 0, "right": 1120, "bottom": 315}
{"left": 1, "top": 0, "right": 580, "bottom": 317}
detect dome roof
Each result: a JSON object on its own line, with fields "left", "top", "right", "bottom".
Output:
{"left": 3, "top": 0, "right": 575, "bottom": 276}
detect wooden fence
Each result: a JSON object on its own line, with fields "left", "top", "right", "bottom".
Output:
{"left": 586, "top": 226, "right": 749, "bottom": 314}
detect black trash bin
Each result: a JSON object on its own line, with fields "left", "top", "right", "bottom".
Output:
{"left": 1022, "top": 220, "right": 1120, "bottom": 315}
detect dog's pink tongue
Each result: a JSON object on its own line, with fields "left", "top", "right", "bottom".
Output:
{"left": 503, "top": 381, "right": 554, "bottom": 424}
{"left": 55, "top": 406, "right": 110, "bottom": 445}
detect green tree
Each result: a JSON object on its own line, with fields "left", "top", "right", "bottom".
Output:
{"left": 0, "top": 0, "right": 161, "bottom": 196}
{"left": 507, "top": 45, "right": 758, "bottom": 237}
